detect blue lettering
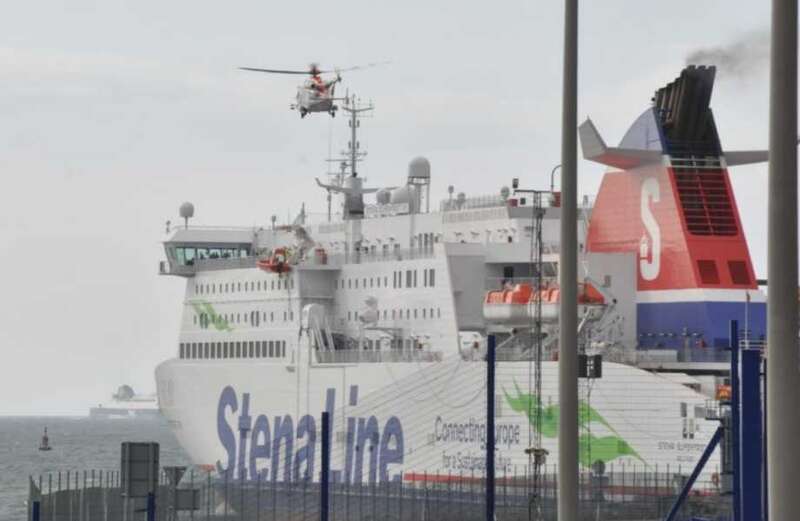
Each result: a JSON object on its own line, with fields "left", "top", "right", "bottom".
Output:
{"left": 237, "top": 393, "right": 252, "bottom": 480}
{"left": 294, "top": 414, "right": 316, "bottom": 481}
{"left": 272, "top": 415, "right": 294, "bottom": 482}
{"left": 249, "top": 414, "right": 271, "bottom": 480}
{"left": 216, "top": 385, "right": 405, "bottom": 484}
{"left": 216, "top": 386, "right": 238, "bottom": 476}
{"left": 379, "top": 416, "right": 404, "bottom": 482}
{"left": 354, "top": 416, "right": 379, "bottom": 484}
{"left": 324, "top": 388, "right": 342, "bottom": 483}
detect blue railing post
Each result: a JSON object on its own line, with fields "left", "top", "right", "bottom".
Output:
{"left": 664, "top": 427, "right": 724, "bottom": 521}
{"left": 146, "top": 492, "right": 155, "bottom": 521}
{"left": 729, "top": 320, "right": 741, "bottom": 521}
{"left": 321, "top": 411, "right": 330, "bottom": 521}
{"left": 740, "top": 348, "right": 763, "bottom": 521}
{"left": 486, "top": 334, "right": 496, "bottom": 521}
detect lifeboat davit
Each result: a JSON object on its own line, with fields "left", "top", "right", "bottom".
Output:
{"left": 483, "top": 283, "right": 605, "bottom": 325}
{"left": 257, "top": 247, "right": 292, "bottom": 274}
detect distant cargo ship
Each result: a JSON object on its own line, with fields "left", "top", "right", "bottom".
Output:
{"left": 89, "top": 385, "right": 160, "bottom": 420}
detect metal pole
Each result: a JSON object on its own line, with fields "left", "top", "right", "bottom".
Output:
{"left": 663, "top": 427, "right": 724, "bottom": 521}
{"left": 768, "top": 0, "right": 800, "bottom": 520}
{"left": 740, "top": 349, "right": 763, "bottom": 521}
{"left": 729, "top": 321, "right": 741, "bottom": 521}
{"left": 321, "top": 411, "right": 330, "bottom": 521}
{"left": 486, "top": 334, "right": 496, "bottom": 521}
{"left": 146, "top": 492, "right": 155, "bottom": 521}
{"left": 559, "top": 0, "right": 579, "bottom": 520}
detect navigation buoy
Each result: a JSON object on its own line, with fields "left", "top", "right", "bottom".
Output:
{"left": 38, "top": 427, "right": 52, "bottom": 451}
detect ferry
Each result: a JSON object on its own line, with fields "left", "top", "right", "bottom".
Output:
{"left": 155, "top": 66, "right": 766, "bottom": 485}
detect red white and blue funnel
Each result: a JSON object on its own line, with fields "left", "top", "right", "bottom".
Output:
{"left": 581, "top": 66, "right": 766, "bottom": 351}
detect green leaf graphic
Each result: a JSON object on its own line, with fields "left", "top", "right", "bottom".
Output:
{"left": 504, "top": 381, "right": 644, "bottom": 466}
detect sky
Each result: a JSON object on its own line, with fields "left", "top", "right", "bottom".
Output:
{"left": 0, "top": 1, "right": 778, "bottom": 414}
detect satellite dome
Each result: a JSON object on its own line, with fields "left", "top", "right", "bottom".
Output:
{"left": 500, "top": 186, "right": 511, "bottom": 199}
{"left": 114, "top": 385, "right": 135, "bottom": 401}
{"left": 408, "top": 157, "right": 431, "bottom": 180}
{"left": 179, "top": 202, "right": 195, "bottom": 219}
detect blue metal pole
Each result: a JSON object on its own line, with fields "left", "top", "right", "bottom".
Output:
{"left": 730, "top": 320, "right": 741, "bottom": 521}
{"left": 146, "top": 492, "right": 155, "bottom": 521}
{"left": 740, "top": 349, "right": 763, "bottom": 521}
{"left": 663, "top": 426, "right": 724, "bottom": 521}
{"left": 321, "top": 411, "right": 330, "bottom": 521}
{"left": 486, "top": 334, "right": 496, "bottom": 521}
{"left": 31, "top": 501, "right": 40, "bottom": 521}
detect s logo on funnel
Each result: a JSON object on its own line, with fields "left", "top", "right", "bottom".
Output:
{"left": 639, "top": 177, "right": 660, "bottom": 281}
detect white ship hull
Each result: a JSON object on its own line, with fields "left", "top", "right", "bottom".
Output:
{"left": 156, "top": 356, "right": 720, "bottom": 483}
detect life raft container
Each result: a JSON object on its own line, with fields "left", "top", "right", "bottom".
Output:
{"left": 257, "top": 247, "right": 292, "bottom": 274}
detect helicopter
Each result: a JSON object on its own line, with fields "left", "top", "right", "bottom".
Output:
{"left": 239, "top": 62, "right": 386, "bottom": 118}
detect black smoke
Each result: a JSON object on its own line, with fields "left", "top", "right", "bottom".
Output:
{"left": 686, "top": 30, "right": 769, "bottom": 77}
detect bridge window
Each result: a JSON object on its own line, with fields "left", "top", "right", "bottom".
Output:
{"left": 406, "top": 270, "right": 412, "bottom": 287}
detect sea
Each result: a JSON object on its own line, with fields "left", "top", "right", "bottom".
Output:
{"left": 0, "top": 416, "right": 191, "bottom": 520}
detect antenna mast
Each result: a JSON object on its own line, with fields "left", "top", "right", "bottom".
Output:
{"left": 341, "top": 94, "right": 373, "bottom": 177}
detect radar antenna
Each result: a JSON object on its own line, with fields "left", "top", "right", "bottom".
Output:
{"left": 341, "top": 94, "right": 373, "bottom": 177}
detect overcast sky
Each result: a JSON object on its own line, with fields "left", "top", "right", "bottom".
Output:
{"left": 0, "top": 1, "right": 777, "bottom": 414}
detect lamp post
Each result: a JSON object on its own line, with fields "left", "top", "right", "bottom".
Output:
{"left": 767, "top": 0, "right": 800, "bottom": 519}
{"left": 550, "top": 164, "right": 562, "bottom": 194}
{"left": 559, "top": 1, "right": 579, "bottom": 521}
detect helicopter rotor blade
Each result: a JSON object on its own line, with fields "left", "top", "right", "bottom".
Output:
{"left": 316, "top": 60, "right": 391, "bottom": 74}
{"left": 239, "top": 67, "right": 314, "bottom": 75}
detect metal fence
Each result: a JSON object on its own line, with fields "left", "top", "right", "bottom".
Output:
{"left": 29, "top": 468, "right": 731, "bottom": 521}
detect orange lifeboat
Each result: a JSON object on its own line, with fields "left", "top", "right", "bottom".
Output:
{"left": 257, "top": 247, "right": 292, "bottom": 274}
{"left": 483, "top": 282, "right": 606, "bottom": 325}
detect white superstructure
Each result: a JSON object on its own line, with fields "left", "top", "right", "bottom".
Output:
{"left": 155, "top": 100, "right": 723, "bottom": 486}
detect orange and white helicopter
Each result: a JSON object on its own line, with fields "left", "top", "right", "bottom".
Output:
{"left": 240, "top": 62, "right": 386, "bottom": 118}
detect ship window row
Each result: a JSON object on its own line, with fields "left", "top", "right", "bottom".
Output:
{"left": 347, "top": 307, "right": 442, "bottom": 322}
{"left": 335, "top": 269, "right": 435, "bottom": 291}
{"left": 194, "top": 278, "right": 293, "bottom": 296}
{"left": 175, "top": 247, "right": 249, "bottom": 266}
{"left": 179, "top": 340, "right": 287, "bottom": 360}
{"left": 195, "top": 309, "right": 294, "bottom": 329}
{"left": 393, "top": 269, "right": 435, "bottom": 289}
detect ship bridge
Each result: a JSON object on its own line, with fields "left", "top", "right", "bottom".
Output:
{"left": 159, "top": 226, "right": 257, "bottom": 277}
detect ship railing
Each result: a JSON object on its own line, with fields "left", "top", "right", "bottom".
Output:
{"left": 193, "top": 255, "right": 257, "bottom": 272}
{"left": 440, "top": 193, "right": 595, "bottom": 213}
{"left": 320, "top": 247, "right": 437, "bottom": 267}
{"left": 315, "top": 349, "right": 443, "bottom": 364}
{"left": 485, "top": 276, "right": 559, "bottom": 291}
